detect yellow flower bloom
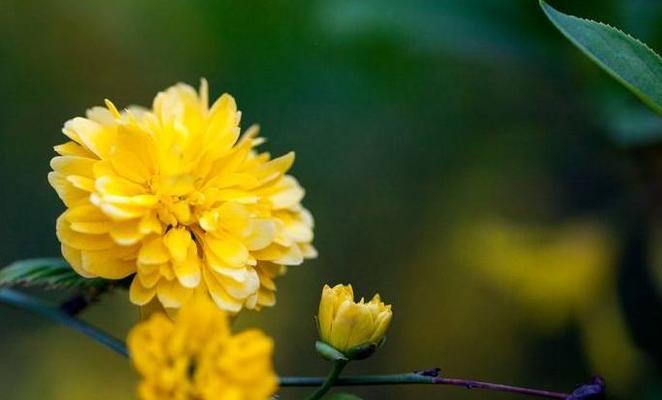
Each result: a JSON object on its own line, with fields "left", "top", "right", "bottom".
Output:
{"left": 317, "top": 284, "right": 392, "bottom": 354}
{"left": 49, "top": 80, "right": 316, "bottom": 312}
{"left": 128, "top": 295, "right": 277, "bottom": 400}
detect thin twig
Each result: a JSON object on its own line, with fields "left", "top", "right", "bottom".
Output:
{"left": 280, "top": 373, "right": 569, "bottom": 398}
{"left": 0, "top": 288, "right": 128, "bottom": 356}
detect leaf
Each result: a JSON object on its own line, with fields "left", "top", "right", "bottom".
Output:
{"left": 328, "top": 393, "right": 363, "bottom": 400}
{"left": 0, "top": 258, "right": 107, "bottom": 290}
{"left": 540, "top": 1, "right": 662, "bottom": 114}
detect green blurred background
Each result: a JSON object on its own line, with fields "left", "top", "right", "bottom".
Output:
{"left": 1, "top": 0, "right": 661, "bottom": 399}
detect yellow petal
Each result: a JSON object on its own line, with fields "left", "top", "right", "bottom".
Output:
{"left": 156, "top": 279, "right": 193, "bottom": 308}
{"left": 330, "top": 301, "right": 373, "bottom": 351}
{"left": 268, "top": 176, "right": 305, "bottom": 209}
{"left": 204, "top": 231, "right": 249, "bottom": 268}
{"left": 344, "top": 304, "right": 377, "bottom": 349}
{"left": 255, "top": 152, "right": 295, "bottom": 184}
{"left": 80, "top": 248, "right": 136, "bottom": 279}
{"left": 213, "top": 267, "right": 259, "bottom": 298}
{"left": 91, "top": 193, "right": 147, "bottom": 220}
{"left": 110, "top": 220, "right": 143, "bottom": 246}
{"left": 66, "top": 175, "right": 95, "bottom": 192}
{"left": 137, "top": 264, "right": 161, "bottom": 288}
{"left": 61, "top": 244, "right": 95, "bottom": 278}
{"left": 368, "top": 308, "right": 393, "bottom": 344}
{"left": 48, "top": 172, "right": 89, "bottom": 207}
{"left": 202, "top": 93, "right": 240, "bottom": 160}
{"left": 139, "top": 211, "right": 163, "bottom": 235}
{"left": 173, "top": 245, "right": 201, "bottom": 288}
{"left": 69, "top": 221, "right": 110, "bottom": 234}
{"left": 274, "top": 243, "right": 304, "bottom": 266}
{"left": 86, "top": 105, "right": 117, "bottom": 125}
{"left": 203, "top": 267, "right": 244, "bottom": 313}
{"left": 54, "top": 141, "right": 95, "bottom": 158}
{"left": 50, "top": 156, "right": 96, "bottom": 178}
{"left": 109, "top": 127, "right": 155, "bottom": 184}
{"left": 138, "top": 237, "right": 170, "bottom": 265}
{"left": 95, "top": 175, "right": 147, "bottom": 197}
{"left": 243, "top": 219, "right": 276, "bottom": 251}
{"left": 318, "top": 285, "right": 335, "bottom": 342}
{"left": 130, "top": 277, "right": 157, "bottom": 305}
{"left": 216, "top": 202, "right": 250, "bottom": 235}
{"left": 56, "top": 215, "right": 114, "bottom": 251}
{"left": 163, "top": 227, "right": 192, "bottom": 263}
{"left": 62, "top": 117, "right": 114, "bottom": 159}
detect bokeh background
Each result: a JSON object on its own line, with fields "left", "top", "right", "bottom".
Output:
{"left": 1, "top": 0, "right": 661, "bottom": 399}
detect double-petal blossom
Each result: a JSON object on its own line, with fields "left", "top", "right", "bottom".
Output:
{"left": 49, "top": 80, "right": 316, "bottom": 312}
{"left": 128, "top": 295, "right": 277, "bottom": 400}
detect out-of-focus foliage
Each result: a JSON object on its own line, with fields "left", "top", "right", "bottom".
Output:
{"left": 0, "top": 1, "right": 661, "bottom": 399}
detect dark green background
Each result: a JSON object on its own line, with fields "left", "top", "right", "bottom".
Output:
{"left": 1, "top": 1, "right": 661, "bottom": 399}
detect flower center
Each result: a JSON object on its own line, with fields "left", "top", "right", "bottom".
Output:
{"left": 150, "top": 174, "right": 206, "bottom": 227}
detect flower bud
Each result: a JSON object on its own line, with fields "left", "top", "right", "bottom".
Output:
{"left": 317, "top": 284, "right": 392, "bottom": 359}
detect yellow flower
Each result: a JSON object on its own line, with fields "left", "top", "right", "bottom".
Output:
{"left": 128, "top": 295, "right": 277, "bottom": 400}
{"left": 317, "top": 284, "right": 392, "bottom": 354}
{"left": 49, "top": 80, "right": 316, "bottom": 312}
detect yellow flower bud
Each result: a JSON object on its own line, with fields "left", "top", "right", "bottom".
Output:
{"left": 317, "top": 284, "right": 392, "bottom": 355}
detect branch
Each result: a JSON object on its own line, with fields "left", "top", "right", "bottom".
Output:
{"left": 0, "top": 288, "right": 128, "bottom": 357}
{"left": 281, "top": 370, "right": 569, "bottom": 399}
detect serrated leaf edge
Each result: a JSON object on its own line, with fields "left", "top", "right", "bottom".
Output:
{"left": 540, "top": 0, "right": 662, "bottom": 114}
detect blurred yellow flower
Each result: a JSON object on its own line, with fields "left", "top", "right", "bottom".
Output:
{"left": 464, "top": 219, "right": 614, "bottom": 328}
{"left": 128, "top": 295, "right": 277, "bottom": 400}
{"left": 49, "top": 80, "right": 316, "bottom": 312}
{"left": 459, "top": 218, "right": 645, "bottom": 390}
{"left": 318, "top": 284, "right": 392, "bottom": 354}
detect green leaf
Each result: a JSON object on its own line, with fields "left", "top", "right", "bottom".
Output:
{"left": 0, "top": 258, "right": 107, "bottom": 290}
{"left": 540, "top": 1, "right": 662, "bottom": 114}
{"left": 328, "top": 393, "right": 363, "bottom": 400}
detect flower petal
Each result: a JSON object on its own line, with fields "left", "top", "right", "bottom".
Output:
{"left": 130, "top": 277, "right": 157, "bottom": 305}
{"left": 156, "top": 279, "right": 193, "bottom": 308}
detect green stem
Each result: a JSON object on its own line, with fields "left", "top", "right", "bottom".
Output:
{"left": 281, "top": 373, "right": 430, "bottom": 387}
{"left": 0, "top": 288, "right": 128, "bottom": 357}
{"left": 304, "top": 359, "right": 348, "bottom": 400}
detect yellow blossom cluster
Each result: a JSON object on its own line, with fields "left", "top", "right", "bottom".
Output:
{"left": 49, "top": 80, "right": 316, "bottom": 313}
{"left": 128, "top": 295, "right": 277, "bottom": 400}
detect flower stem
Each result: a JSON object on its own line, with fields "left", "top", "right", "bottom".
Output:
{"left": 0, "top": 288, "right": 128, "bottom": 357}
{"left": 282, "top": 373, "right": 569, "bottom": 399}
{"left": 303, "top": 359, "right": 348, "bottom": 400}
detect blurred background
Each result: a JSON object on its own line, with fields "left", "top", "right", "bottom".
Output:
{"left": 1, "top": 0, "right": 661, "bottom": 399}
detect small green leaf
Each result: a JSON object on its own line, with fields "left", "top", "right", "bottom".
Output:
{"left": 540, "top": 1, "right": 662, "bottom": 114}
{"left": 328, "top": 393, "right": 363, "bottom": 400}
{"left": 0, "top": 258, "right": 107, "bottom": 290}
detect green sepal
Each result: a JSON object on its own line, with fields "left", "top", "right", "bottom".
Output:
{"left": 328, "top": 393, "right": 363, "bottom": 400}
{"left": 315, "top": 340, "right": 348, "bottom": 362}
{"left": 345, "top": 342, "right": 378, "bottom": 361}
